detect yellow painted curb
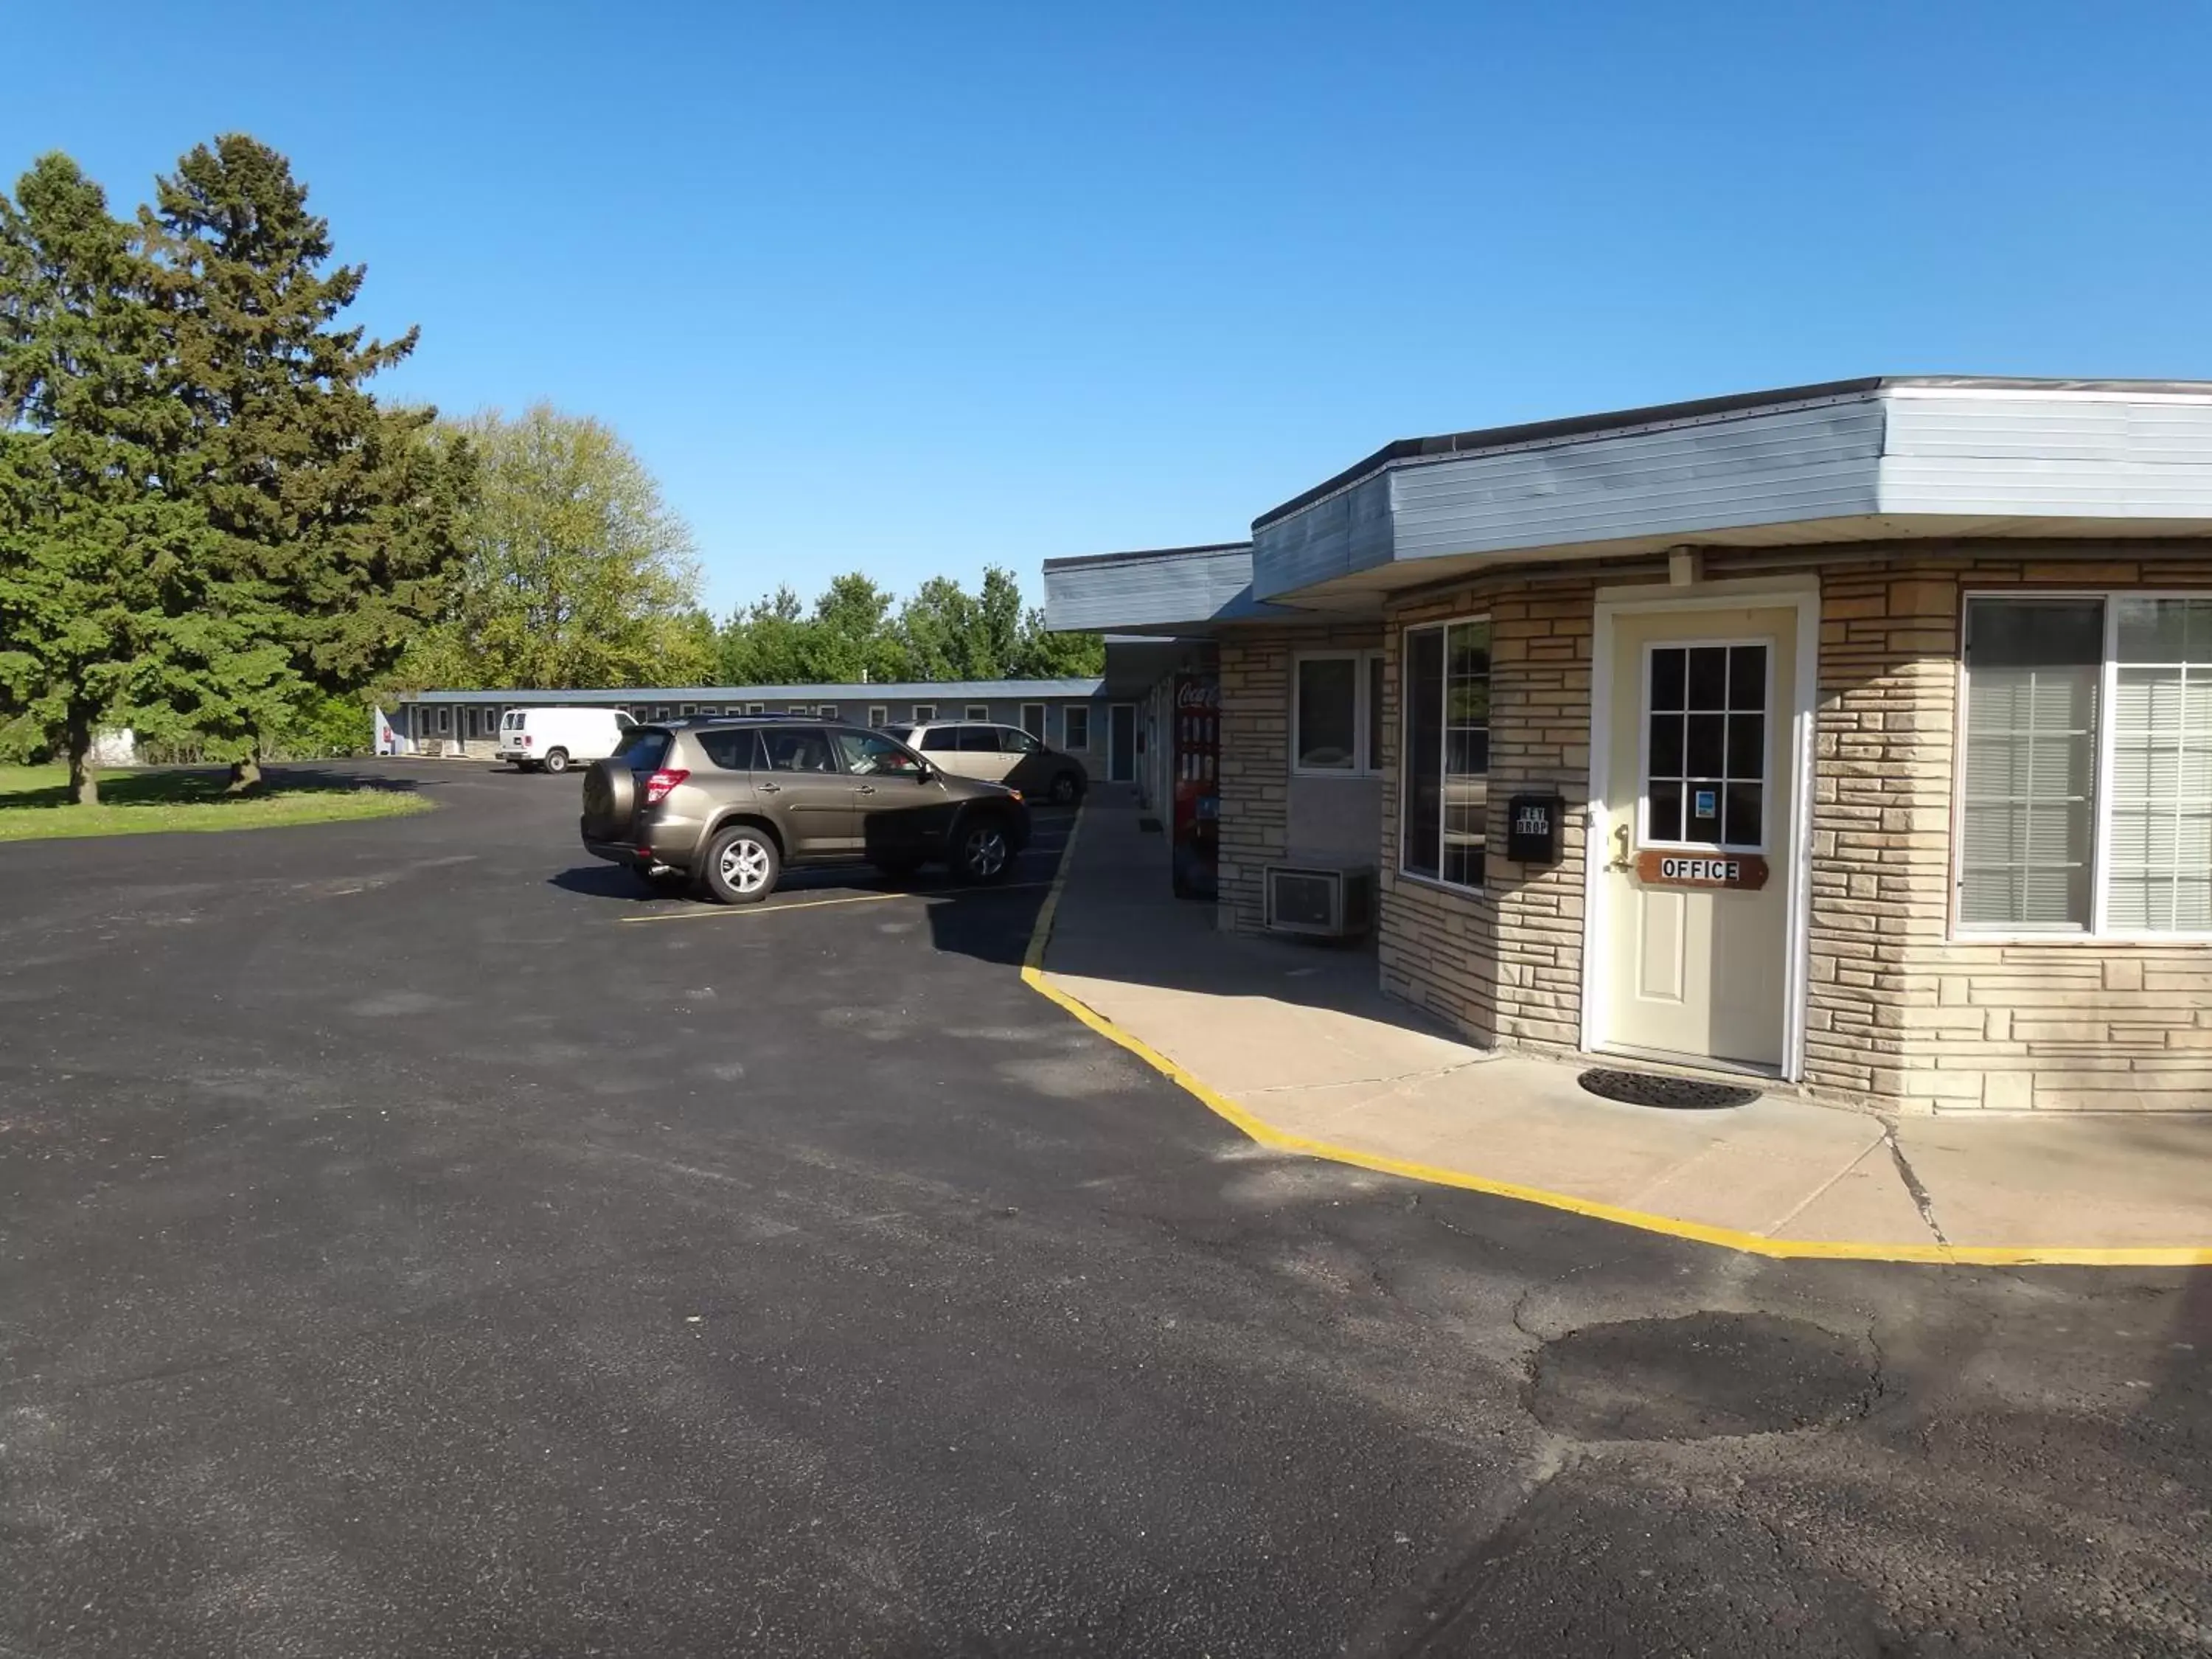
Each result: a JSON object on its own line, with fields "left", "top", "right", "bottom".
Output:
{"left": 1019, "top": 808, "right": 2212, "bottom": 1270}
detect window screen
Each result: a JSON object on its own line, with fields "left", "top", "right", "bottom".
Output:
{"left": 2107, "top": 597, "right": 2212, "bottom": 931}
{"left": 1960, "top": 598, "right": 2102, "bottom": 931}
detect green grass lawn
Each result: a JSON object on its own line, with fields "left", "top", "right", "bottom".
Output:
{"left": 0, "top": 762, "right": 434, "bottom": 842}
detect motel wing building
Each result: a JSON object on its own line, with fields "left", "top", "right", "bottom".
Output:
{"left": 1046, "top": 377, "right": 2212, "bottom": 1113}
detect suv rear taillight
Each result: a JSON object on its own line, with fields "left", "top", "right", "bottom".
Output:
{"left": 643, "top": 768, "right": 689, "bottom": 806}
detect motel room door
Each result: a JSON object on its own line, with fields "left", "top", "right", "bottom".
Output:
{"left": 1595, "top": 602, "right": 1801, "bottom": 1072}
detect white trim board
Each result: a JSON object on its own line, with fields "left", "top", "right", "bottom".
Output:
{"left": 1581, "top": 577, "right": 1820, "bottom": 1082}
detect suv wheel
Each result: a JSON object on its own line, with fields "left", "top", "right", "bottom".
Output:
{"left": 703, "top": 824, "right": 780, "bottom": 904}
{"left": 542, "top": 747, "right": 571, "bottom": 775}
{"left": 1048, "top": 772, "right": 1082, "bottom": 806}
{"left": 953, "top": 815, "right": 1013, "bottom": 884}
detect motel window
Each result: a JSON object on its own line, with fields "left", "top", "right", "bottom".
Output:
{"left": 1961, "top": 594, "right": 2212, "bottom": 935}
{"left": 435, "top": 706, "right": 452, "bottom": 734}
{"left": 913, "top": 703, "right": 938, "bottom": 721}
{"left": 1295, "top": 650, "right": 1383, "bottom": 773}
{"left": 868, "top": 704, "right": 888, "bottom": 728}
{"left": 964, "top": 703, "right": 990, "bottom": 720}
{"left": 1400, "top": 620, "right": 1490, "bottom": 890}
{"left": 818, "top": 704, "right": 838, "bottom": 718}
{"left": 1062, "top": 705, "right": 1090, "bottom": 749}
{"left": 747, "top": 703, "right": 765, "bottom": 714}
{"left": 1020, "top": 702, "right": 1046, "bottom": 740}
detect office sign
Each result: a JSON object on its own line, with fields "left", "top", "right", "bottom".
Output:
{"left": 1635, "top": 850, "right": 1770, "bottom": 891}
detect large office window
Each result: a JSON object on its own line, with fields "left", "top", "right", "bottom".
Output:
{"left": 1295, "top": 651, "right": 1382, "bottom": 773}
{"left": 1961, "top": 594, "right": 2212, "bottom": 934}
{"left": 1400, "top": 620, "right": 1490, "bottom": 889}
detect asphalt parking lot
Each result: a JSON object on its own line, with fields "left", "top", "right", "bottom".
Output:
{"left": 4, "top": 761, "right": 2210, "bottom": 1658}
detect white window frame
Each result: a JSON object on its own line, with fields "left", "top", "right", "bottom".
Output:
{"left": 964, "top": 703, "right": 990, "bottom": 720}
{"left": 1062, "top": 704, "right": 1091, "bottom": 750}
{"left": 1634, "top": 636, "right": 1776, "bottom": 856}
{"left": 1020, "top": 702, "right": 1046, "bottom": 740}
{"left": 1398, "top": 617, "right": 1490, "bottom": 897}
{"left": 913, "top": 703, "right": 938, "bottom": 721}
{"left": 868, "top": 704, "right": 888, "bottom": 728}
{"left": 1955, "top": 588, "right": 2212, "bottom": 943}
{"left": 1293, "top": 649, "right": 1383, "bottom": 775}
{"left": 817, "top": 704, "right": 838, "bottom": 719}
{"left": 435, "top": 706, "right": 452, "bottom": 734}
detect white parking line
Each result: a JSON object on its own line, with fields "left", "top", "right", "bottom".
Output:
{"left": 616, "top": 880, "right": 1052, "bottom": 924}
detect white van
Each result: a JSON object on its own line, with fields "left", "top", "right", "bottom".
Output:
{"left": 495, "top": 706, "right": 637, "bottom": 773}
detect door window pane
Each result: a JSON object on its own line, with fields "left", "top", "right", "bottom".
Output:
{"left": 763, "top": 728, "right": 835, "bottom": 772}
{"left": 833, "top": 729, "right": 925, "bottom": 775}
{"left": 1645, "top": 641, "right": 1769, "bottom": 849}
{"left": 1959, "top": 598, "right": 2102, "bottom": 930}
{"left": 1297, "top": 657, "right": 1358, "bottom": 770}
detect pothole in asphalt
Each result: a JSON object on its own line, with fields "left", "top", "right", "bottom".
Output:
{"left": 1528, "top": 1312, "right": 1879, "bottom": 1441}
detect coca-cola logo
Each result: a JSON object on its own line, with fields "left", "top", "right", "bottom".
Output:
{"left": 1175, "top": 679, "right": 1218, "bottom": 709}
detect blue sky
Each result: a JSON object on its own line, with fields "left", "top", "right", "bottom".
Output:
{"left": 10, "top": 1, "right": 2208, "bottom": 613}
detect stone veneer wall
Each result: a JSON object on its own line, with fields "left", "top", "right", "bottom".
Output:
{"left": 1215, "top": 543, "right": 2212, "bottom": 1109}
{"left": 1214, "top": 622, "right": 1384, "bottom": 935}
{"left": 1378, "top": 568, "right": 1608, "bottom": 1049}
{"left": 1812, "top": 544, "right": 2212, "bottom": 1112}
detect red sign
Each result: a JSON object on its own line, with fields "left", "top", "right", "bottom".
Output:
{"left": 1171, "top": 673, "right": 1219, "bottom": 900}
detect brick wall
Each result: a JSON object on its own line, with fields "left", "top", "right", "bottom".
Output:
{"left": 1811, "top": 545, "right": 2212, "bottom": 1112}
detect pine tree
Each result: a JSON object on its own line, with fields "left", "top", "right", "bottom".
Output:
{"left": 147, "top": 134, "right": 468, "bottom": 788}
{"left": 0, "top": 154, "right": 216, "bottom": 805}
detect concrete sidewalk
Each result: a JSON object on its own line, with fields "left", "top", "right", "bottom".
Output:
{"left": 1034, "top": 799, "right": 2212, "bottom": 1264}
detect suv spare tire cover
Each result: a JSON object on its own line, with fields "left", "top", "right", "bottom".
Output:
{"left": 582, "top": 758, "right": 636, "bottom": 840}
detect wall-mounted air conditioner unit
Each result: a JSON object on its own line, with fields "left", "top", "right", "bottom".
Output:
{"left": 1264, "top": 863, "right": 1376, "bottom": 939}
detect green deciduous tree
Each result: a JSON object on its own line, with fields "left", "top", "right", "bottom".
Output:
{"left": 147, "top": 134, "right": 470, "bottom": 789}
{"left": 710, "top": 565, "right": 1105, "bottom": 689}
{"left": 0, "top": 154, "right": 217, "bottom": 804}
{"left": 403, "top": 404, "right": 703, "bottom": 690}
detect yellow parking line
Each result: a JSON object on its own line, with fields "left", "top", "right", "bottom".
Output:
{"left": 1015, "top": 808, "right": 2212, "bottom": 1269}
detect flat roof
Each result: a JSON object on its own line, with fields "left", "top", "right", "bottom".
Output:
{"left": 1041, "top": 540, "right": 1253, "bottom": 573}
{"left": 397, "top": 678, "right": 1103, "bottom": 705}
{"left": 1253, "top": 375, "right": 2212, "bottom": 530}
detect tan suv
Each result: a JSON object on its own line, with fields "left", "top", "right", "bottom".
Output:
{"left": 580, "top": 719, "right": 1030, "bottom": 902}
{"left": 884, "top": 720, "right": 1088, "bottom": 805}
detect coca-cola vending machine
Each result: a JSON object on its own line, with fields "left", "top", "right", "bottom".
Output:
{"left": 1171, "top": 673, "right": 1219, "bottom": 900}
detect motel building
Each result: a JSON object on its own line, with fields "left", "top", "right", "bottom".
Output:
{"left": 389, "top": 679, "right": 1127, "bottom": 778}
{"left": 1043, "top": 377, "right": 2212, "bottom": 1114}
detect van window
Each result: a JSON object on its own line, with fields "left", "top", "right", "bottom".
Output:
{"left": 696, "top": 728, "right": 766, "bottom": 771}
{"left": 956, "top": 726, "right": 1000, "bottom": 752}
{"left": 920, "top": 728, "right": 961, "bottom": 752}
{"left": 615, "top": 728, "right": 671, "bottom": 771}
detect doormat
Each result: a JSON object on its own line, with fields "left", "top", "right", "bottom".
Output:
{"left": 1577, "top": 1068, "right": 1761, "bottom": 1110}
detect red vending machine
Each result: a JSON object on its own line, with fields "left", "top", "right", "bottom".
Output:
{"left": 1170, "top": 673, "right": 1219, "bottom": 900}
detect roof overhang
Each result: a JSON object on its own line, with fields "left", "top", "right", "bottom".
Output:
{"left": 1042, "top": 541, "right": 1314, "bottom": 636}
{"left": 1251, "top": 378, "right": 2212, "bottom": 602}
